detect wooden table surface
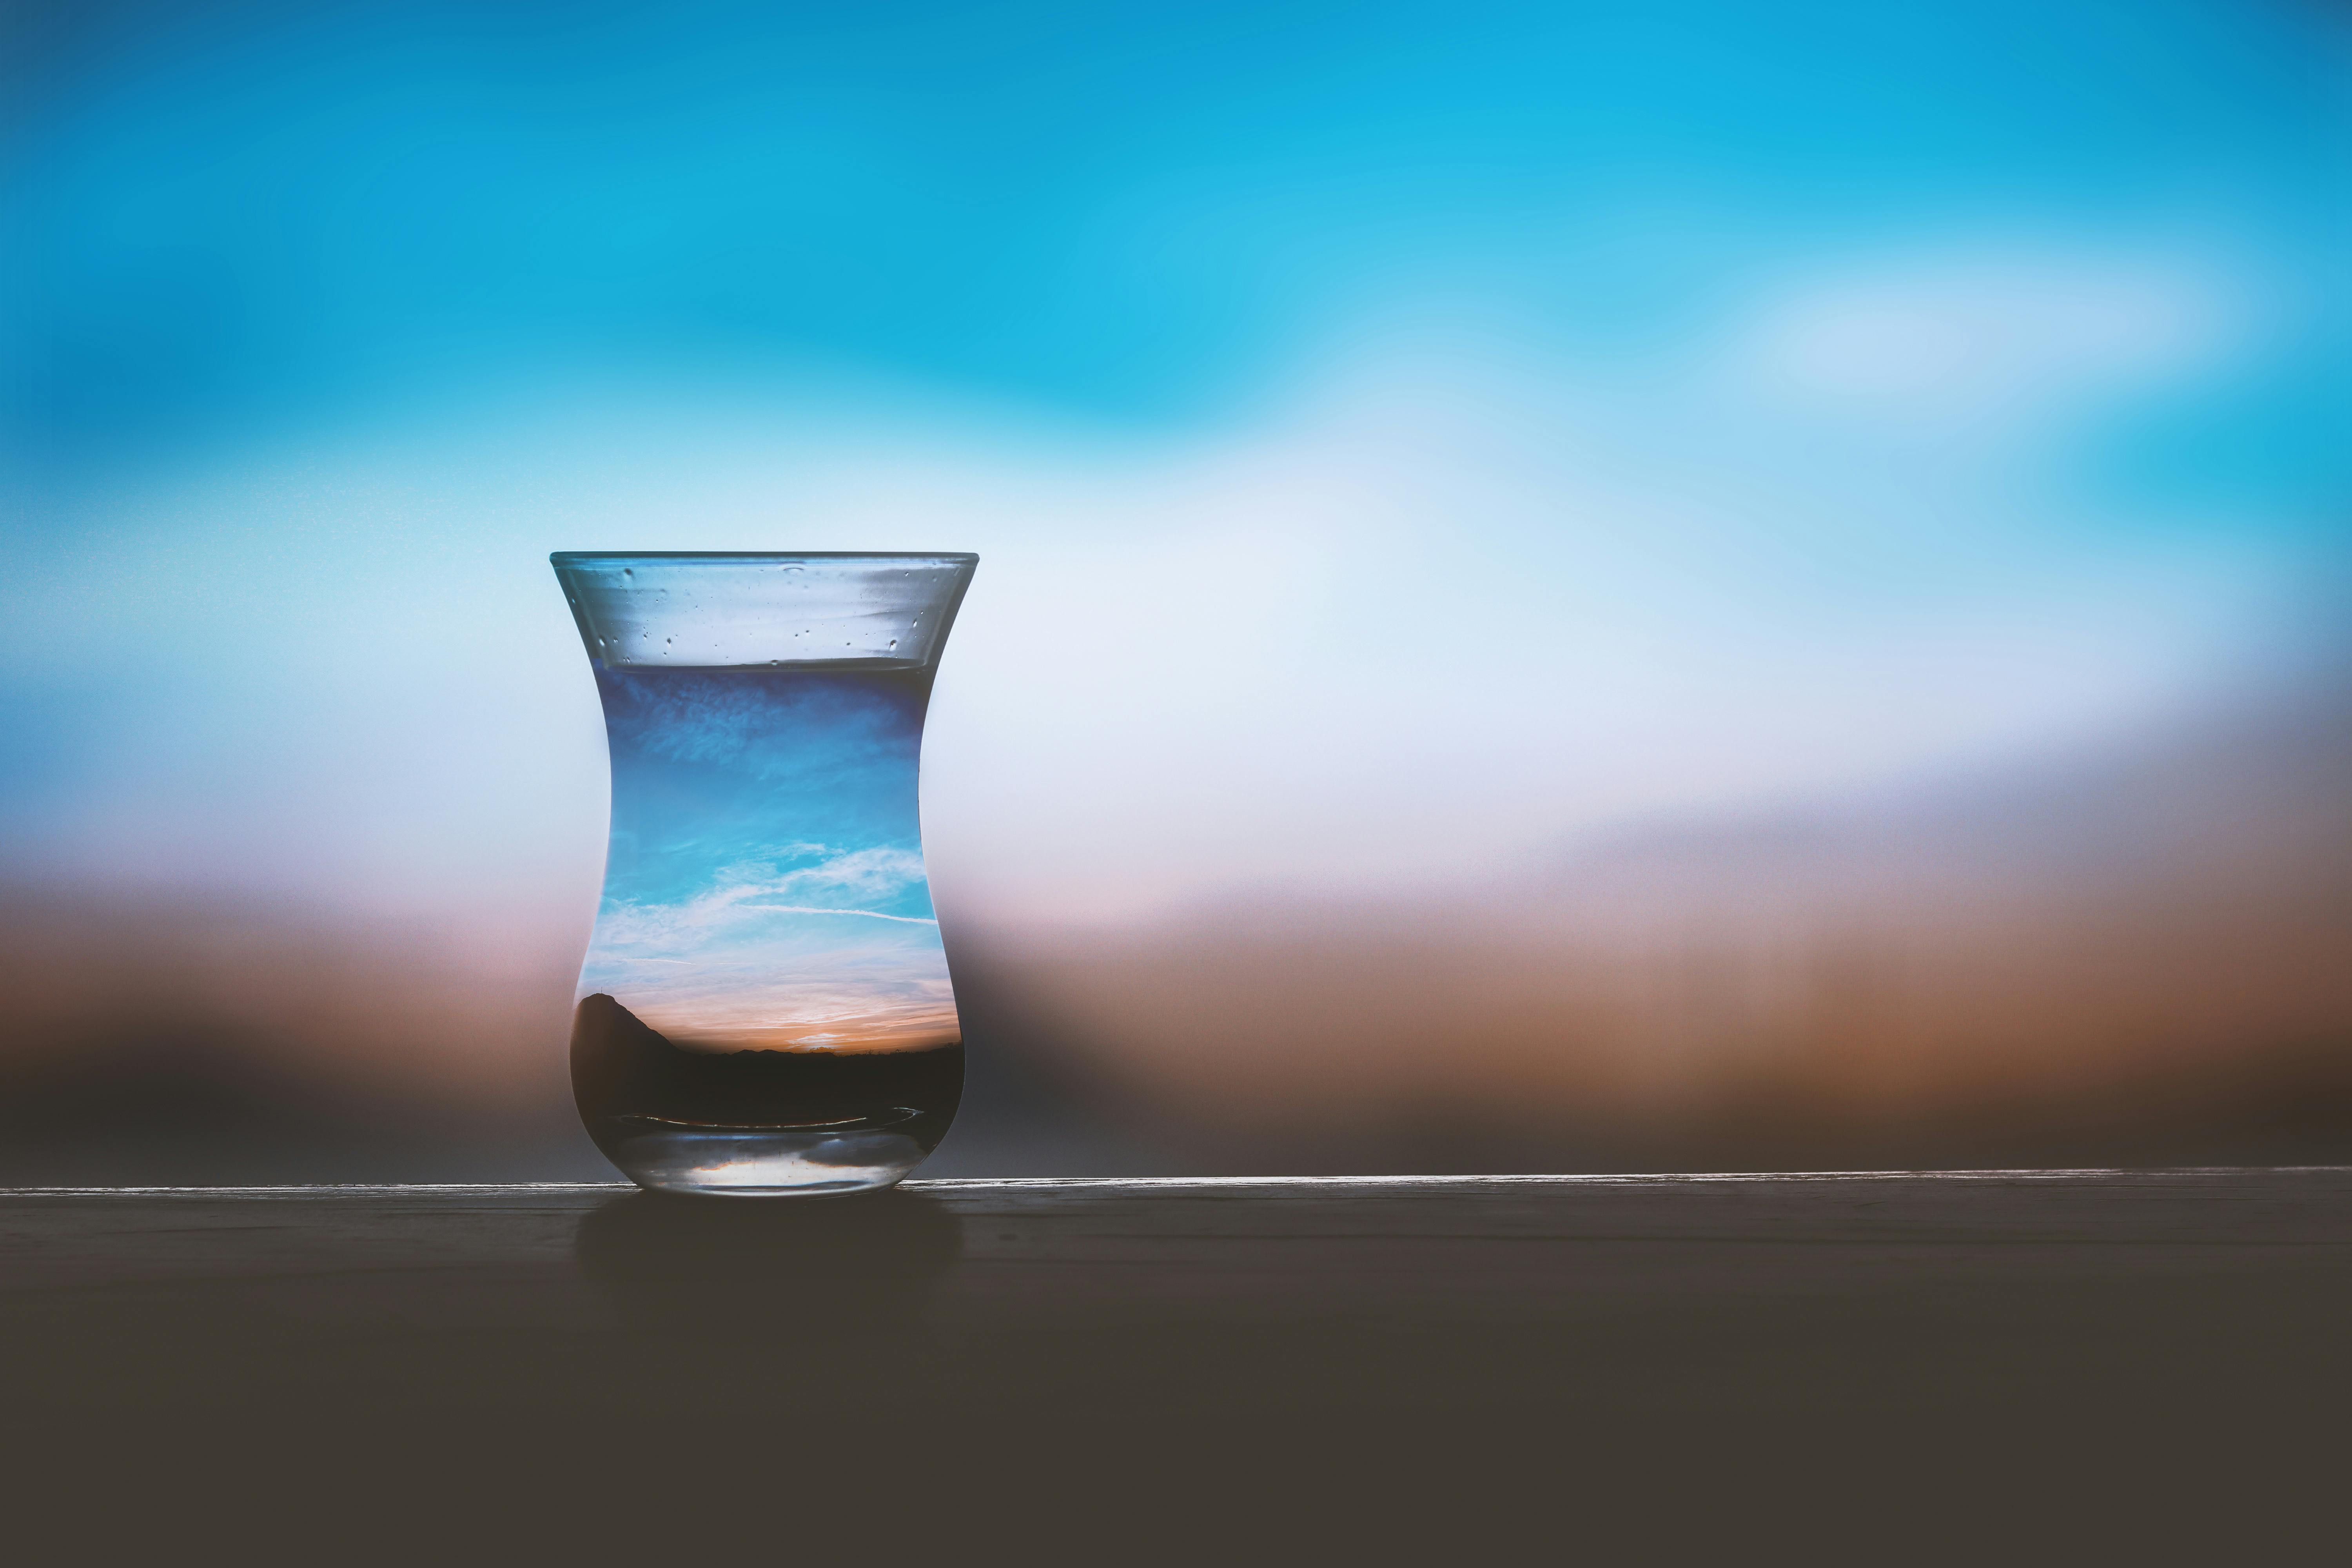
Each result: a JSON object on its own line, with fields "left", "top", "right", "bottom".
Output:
{"left": 3, "top": 1169, "right": 2346, "bottom": 1564}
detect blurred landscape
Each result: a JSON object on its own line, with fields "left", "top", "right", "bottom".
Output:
{"left": 4, "top": 0, "right": 2347, "bottom": 1181}
{"left": 5, "top": 650, "right": 2343, "bottom": 1182}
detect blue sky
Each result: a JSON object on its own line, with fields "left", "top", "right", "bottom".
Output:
{"left": 584, "top": 667, "right": 956, "bottom": 1049}
{"left": 9, "top": 0, "right": 2343, "bottom": 473}
{"left": 2, "top": 0, "right": 2346, "bottom": 939}
{"left": 599, "top": 668, "right": 935, "bottom": 917}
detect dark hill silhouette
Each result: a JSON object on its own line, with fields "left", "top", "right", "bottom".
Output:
{"left": 568, "top": 992, "right": 963, "bottom": 1146}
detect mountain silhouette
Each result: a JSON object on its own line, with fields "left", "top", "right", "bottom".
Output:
{"left": 569, "top": 992, "right": 963, "bottom": 1140}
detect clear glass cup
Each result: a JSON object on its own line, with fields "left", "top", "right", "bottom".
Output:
{"left": 551, "top": 552, "right": 978, "bottom": 1196}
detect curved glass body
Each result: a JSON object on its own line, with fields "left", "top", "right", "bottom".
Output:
{"left": 552, "top": 552, "right": 978, "bottom": 1196}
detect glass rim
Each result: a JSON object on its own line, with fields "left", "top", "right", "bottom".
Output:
{"left": 551, "top": 550, "right": 978, "bottom": 564}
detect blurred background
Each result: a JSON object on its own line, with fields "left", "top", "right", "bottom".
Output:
{"left": 2, "top": 0, "right": 2347, "bottom": 1181}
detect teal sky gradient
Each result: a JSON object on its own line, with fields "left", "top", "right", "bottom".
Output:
{"left": 9, "top": 1, "right": 2345, "bottom": 486}
{"left": 1, "top": 0, "right": 2345, "bottom": 936}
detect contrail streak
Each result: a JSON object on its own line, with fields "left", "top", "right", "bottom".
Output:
{"left": 736, "top": 903, "right": 939, "bottom": 925}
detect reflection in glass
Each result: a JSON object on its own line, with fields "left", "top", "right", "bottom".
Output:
{"left": 553, "top": 552, "right": 978, "bottom": 1195}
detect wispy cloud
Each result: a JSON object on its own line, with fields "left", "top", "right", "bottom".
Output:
{"left": 735, "top": 904, "right": 938, "bottom": 925}
{"left": 595, "top": 845, "right": 931, "bottom": 947}
{"left": 762, "top": 846, "right": 929, "bottom": 900}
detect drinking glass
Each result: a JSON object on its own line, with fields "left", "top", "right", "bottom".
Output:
{"left": 552, "top": 552, "right": 978, "bottom": 1195}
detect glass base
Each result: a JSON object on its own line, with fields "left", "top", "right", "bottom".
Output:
{"left": 601, "top": 1122, "right": 931, "bottom": 1197}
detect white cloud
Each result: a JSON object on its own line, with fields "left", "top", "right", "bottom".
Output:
{"left": 767, "top": 846, "right": 929, "bottom": 900}
{"left": 1722, "top": 243, "right": 2251, "bottom": 428}
{"left": 595, "top": 846, "right": 931, "bottom": 947}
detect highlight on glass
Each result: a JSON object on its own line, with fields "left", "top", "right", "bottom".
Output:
{"left": 552, "top": 552, "right": 978, "bottom": 1196}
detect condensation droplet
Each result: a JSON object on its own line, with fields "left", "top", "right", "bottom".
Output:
{"left": 888, "top": 639, "right": 897, "bottom": 648}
